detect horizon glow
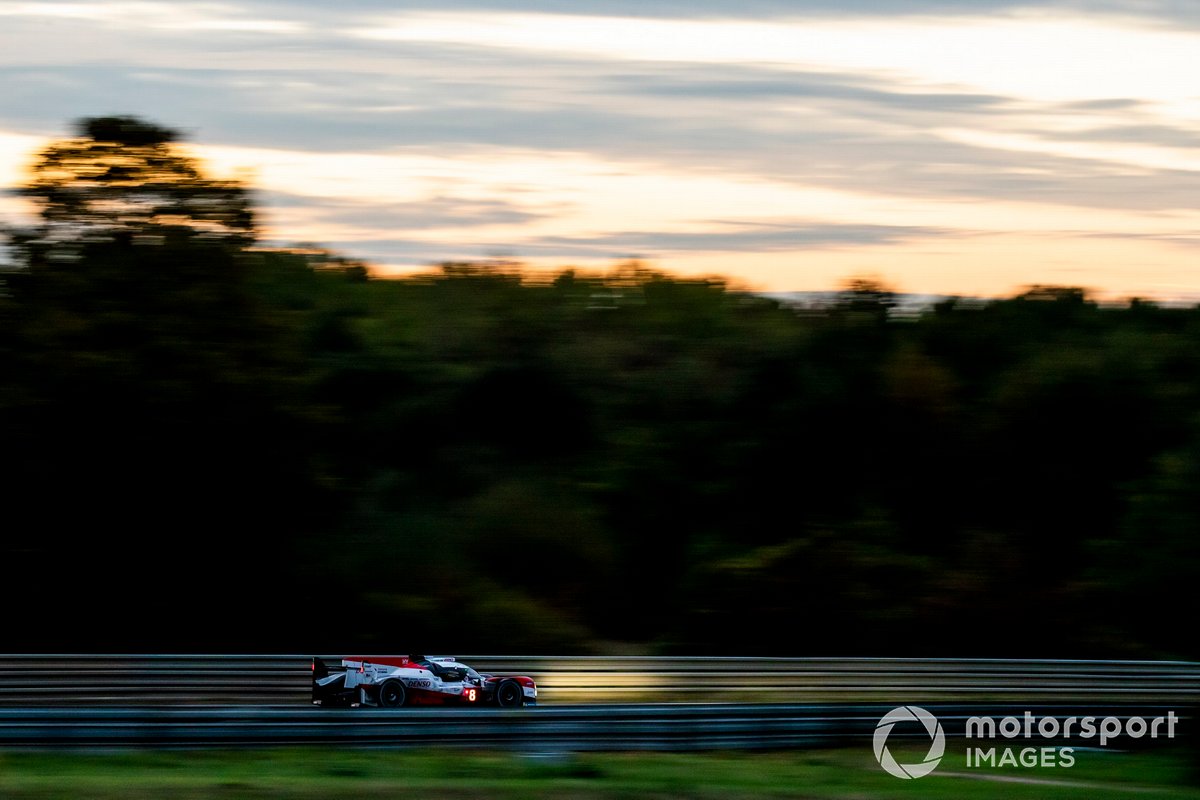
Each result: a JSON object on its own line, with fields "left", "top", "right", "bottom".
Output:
{"left": 2, "top": 2, "right": 1199, "bottom": 300}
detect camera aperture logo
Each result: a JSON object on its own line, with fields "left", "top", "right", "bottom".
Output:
{"left": 873, "top": 706, "right": 945, "bottom": 779}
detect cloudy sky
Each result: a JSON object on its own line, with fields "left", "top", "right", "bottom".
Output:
{"left": 1, "top": 1, "right": 1199, "bottom": 298}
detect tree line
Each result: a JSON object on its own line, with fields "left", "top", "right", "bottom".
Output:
{"left": 2, "top": 116, "right": 1197, "bottom": 657}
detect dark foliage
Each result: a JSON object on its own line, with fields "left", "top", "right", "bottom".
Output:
{"left": 2, "top": 117, "right": 1197, "bottom": 657}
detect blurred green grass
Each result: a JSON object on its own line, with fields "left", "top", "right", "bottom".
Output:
{"left": 1, "top": 743, "right": 1198, "bottom": 799}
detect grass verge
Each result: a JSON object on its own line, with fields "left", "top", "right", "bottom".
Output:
{"left": 0, "top": 742, "right": 1197, "bottom": 799}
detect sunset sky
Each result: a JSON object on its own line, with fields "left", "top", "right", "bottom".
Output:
{"left": 2, "top": 1, "right": 1199, "bottom": 299}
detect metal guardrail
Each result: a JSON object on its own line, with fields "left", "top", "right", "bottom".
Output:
{"left": 0, "top": 655, "right": 1197, "bottom": 706}
{"left": 0, "top": 704, "right": 1190, "bottom": 750}
{"left": 0, "top": 656, "right": 309, "bottom": 706}
{"left": 462, "top": 657, "right": 1200, "bottom": 703}
{"left": 0, "top": 704, "right": 832, "bottom": 750}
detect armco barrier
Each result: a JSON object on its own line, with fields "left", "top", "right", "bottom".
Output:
{"left": 0, "top": 655, "right": 1197, "bottom": 706}
{"left": 0, "top": 656, "right": 309, "bottom": 706}
{"left": 0, "top": 703, "right": 1189, "bottom": 750}
{"left": 462, "top": 656, "right": 1200, "bottom": 703}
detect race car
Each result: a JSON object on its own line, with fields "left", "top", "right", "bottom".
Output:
{"left": 312, "top": 655, "right": 537, "bottom": 708}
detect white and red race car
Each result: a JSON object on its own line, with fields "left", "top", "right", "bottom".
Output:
{"left": 312, "top": 655, "right": 536, "bottom": 708}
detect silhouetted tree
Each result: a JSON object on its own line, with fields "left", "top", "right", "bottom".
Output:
{"left": 15, "top": 115, "right": 254, "bottom": 260}
{"left": 0, "top": 117, "right": 317, "bottom": 651}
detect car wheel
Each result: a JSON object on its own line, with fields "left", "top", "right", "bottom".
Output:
{"left": 495, "top": 679, "right": 524, "bottom": 708}
{"left": 379, "top": 679, "right": 407, "bottom": 708}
